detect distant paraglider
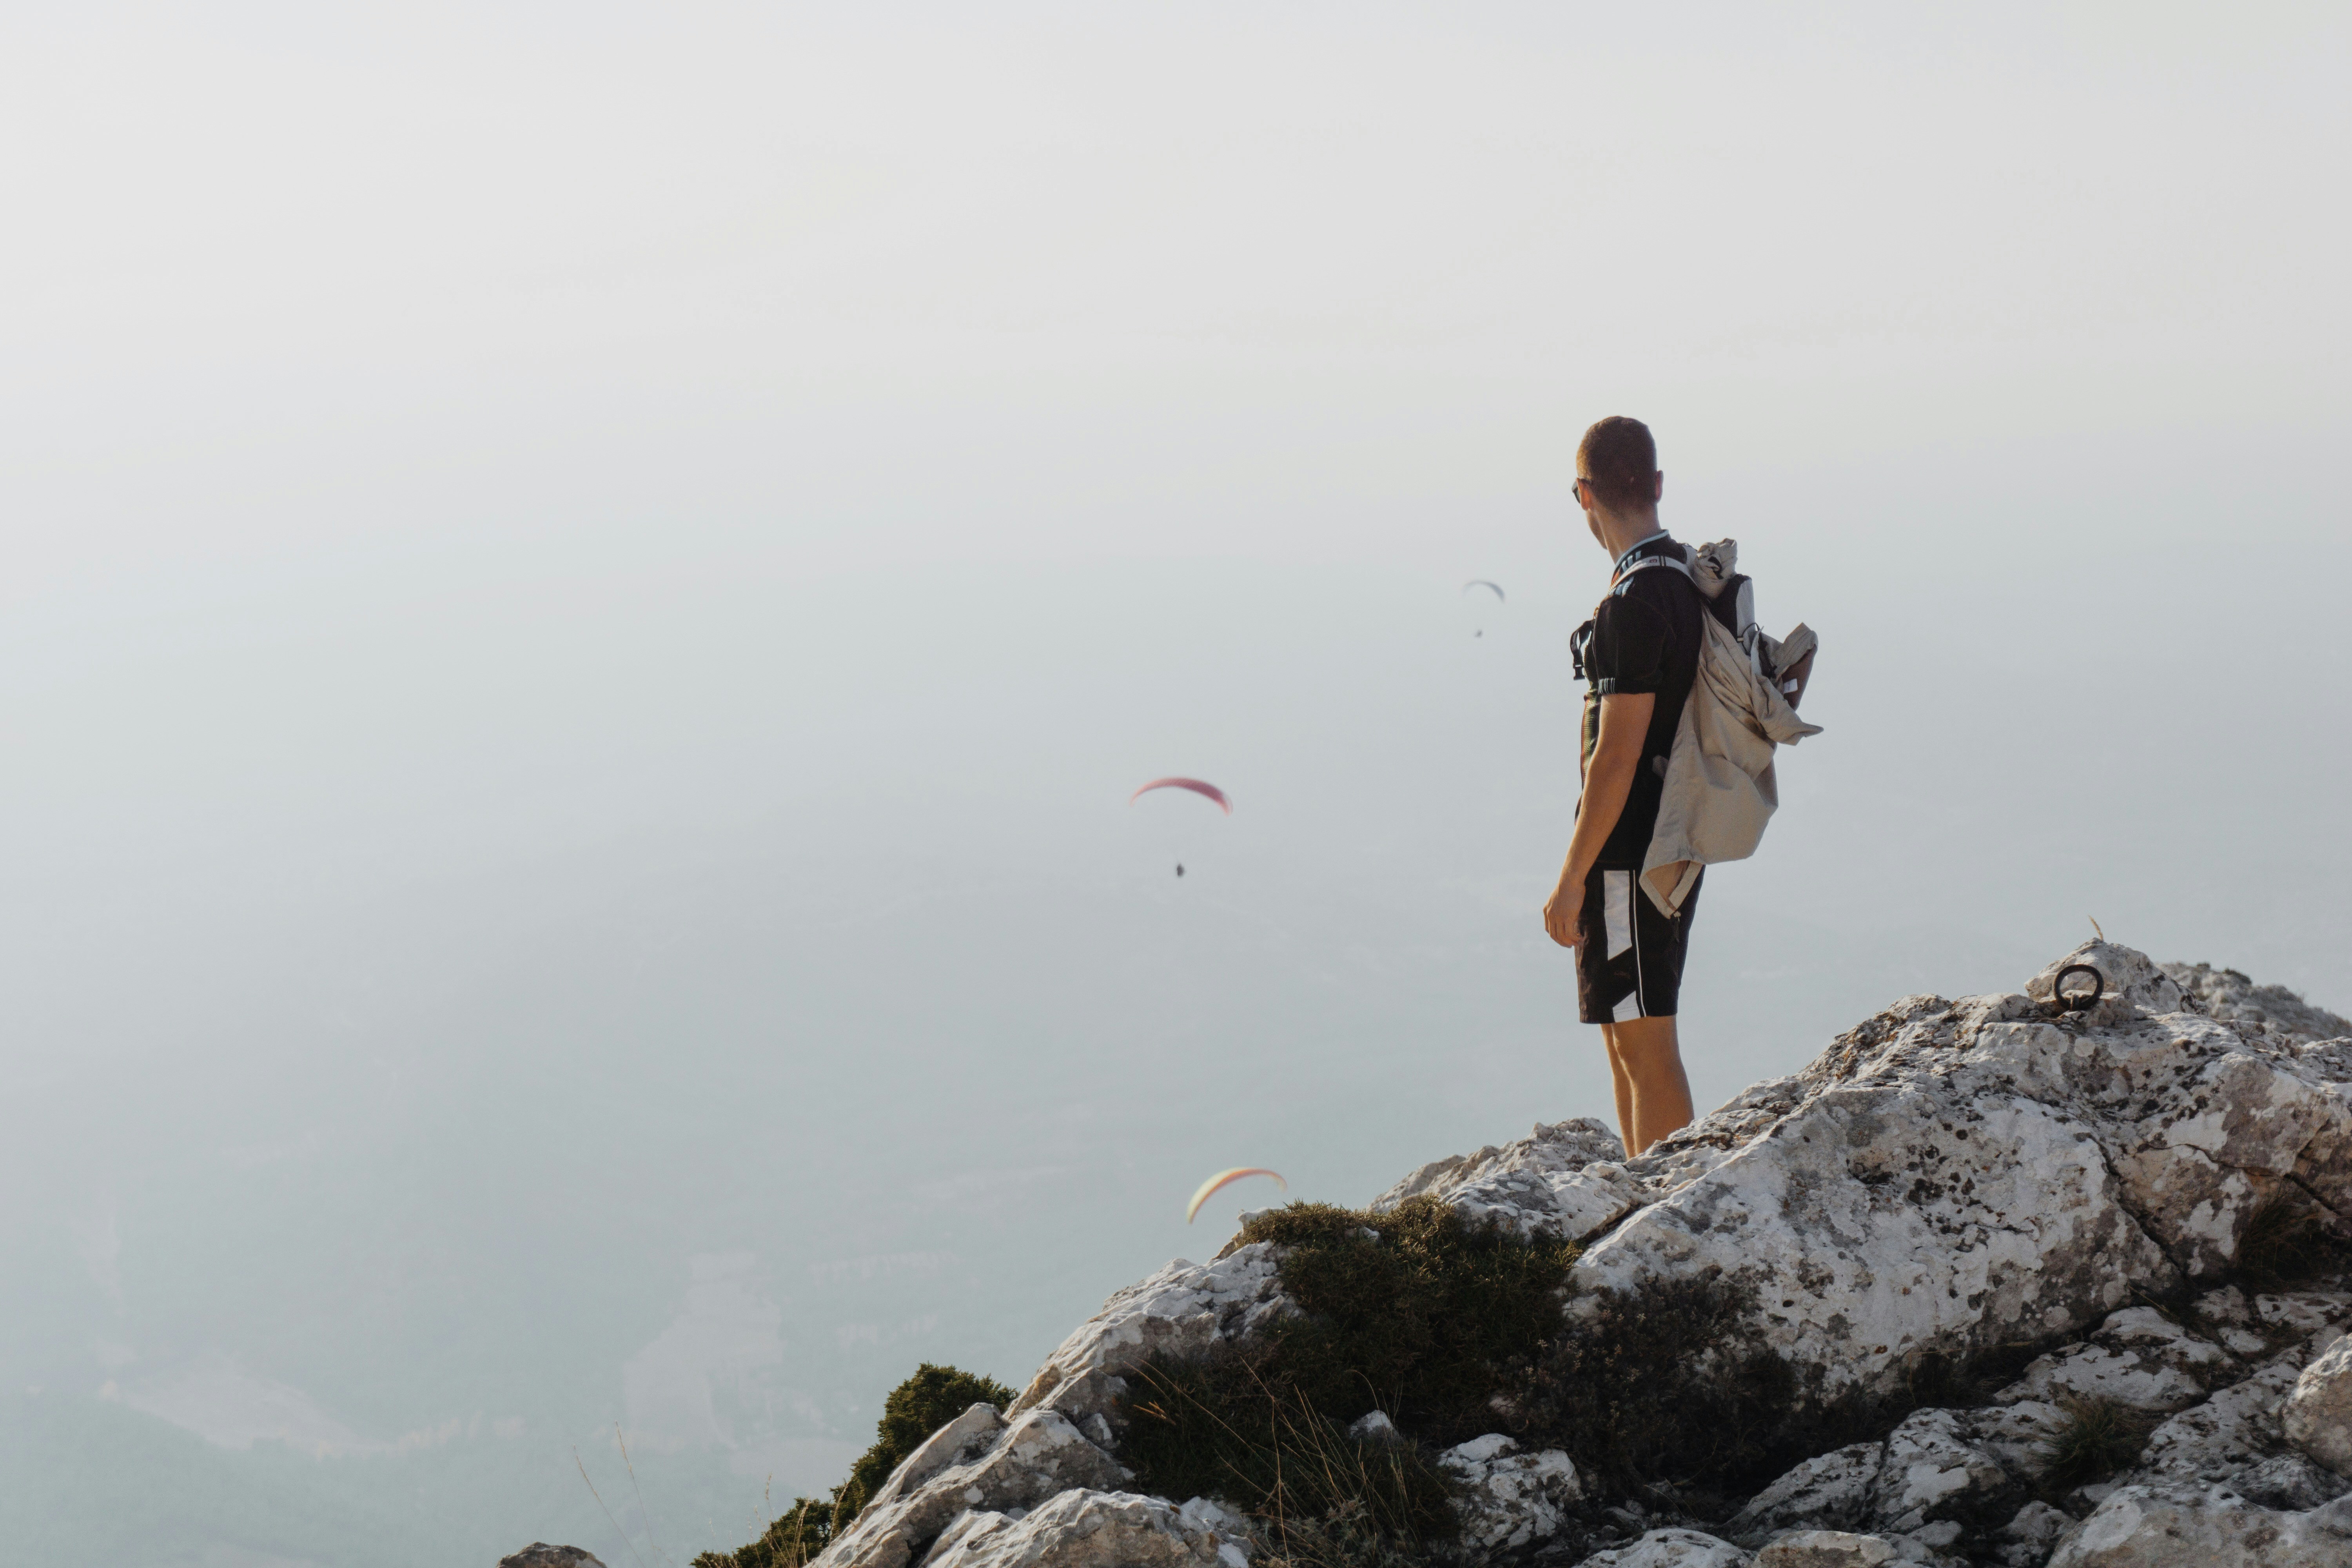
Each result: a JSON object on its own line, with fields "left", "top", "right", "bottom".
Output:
{"left": 1130, "top": 777, "right": 1229, "bottom": 878}
{"left": 1129, "top": 777, "right": 1232, "bottom": 813}
{"left": 1462, "top": 580, "right": 1505, "bottom": 638}
{"left": 1187, "top": 1167, "right": 1287, "bottom": 1223}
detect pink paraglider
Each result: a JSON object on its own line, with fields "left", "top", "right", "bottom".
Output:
{"left": 1129, "top": 777, "right": 1231, "bottom": 814}
{"left": 1186, "top": 1167, "right": 1287, "bottom": 1223}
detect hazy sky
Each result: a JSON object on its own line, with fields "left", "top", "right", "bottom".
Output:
{"left": 3, "top": 5, "right": 2348, "bottom": 1565}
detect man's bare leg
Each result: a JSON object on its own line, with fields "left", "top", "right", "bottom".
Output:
{"left": 1604, "top": 1034, "right": 1637, "bottom": 1155}
{"left": 1599, "top": 1016, "right": 1693, "bottom": 1156}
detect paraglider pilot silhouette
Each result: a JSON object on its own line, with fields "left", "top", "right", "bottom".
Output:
{"left": 1543, "top": 417, "right": 1700, "bottom": 1158}
{"left": 1130, "top": 777, "right": 1229, "bottom": 878}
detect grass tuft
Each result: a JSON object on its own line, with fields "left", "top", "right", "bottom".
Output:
{"left": 1122, "top": 1352, "right": 1457, "bottom": 1544}
{"left": 2234, "top": 1193, "right": 2345, "bottom": 1291}
{"left": 2034, "top": 1396, "right": 2154, "bottom": 1491}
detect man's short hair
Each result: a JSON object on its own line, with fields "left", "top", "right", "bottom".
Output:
{"left": 1577, "top": 416, "right": 1657, "bottom": 514}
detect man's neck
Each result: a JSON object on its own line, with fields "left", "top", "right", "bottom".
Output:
{"left": 1596, "top": 513, "right": 1665, "bottom": 561}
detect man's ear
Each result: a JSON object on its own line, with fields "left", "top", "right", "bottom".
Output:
{"left": 1652, "top": 471, "right": 1664, "bottom": 503}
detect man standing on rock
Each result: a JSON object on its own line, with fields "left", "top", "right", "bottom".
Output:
{"left": 1543, "top": 416, "right": 1705, "bottom": 1157}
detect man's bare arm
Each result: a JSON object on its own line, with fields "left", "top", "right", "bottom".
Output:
{"left": 1543, "top": 691, "right": 1654, "bottom": 948}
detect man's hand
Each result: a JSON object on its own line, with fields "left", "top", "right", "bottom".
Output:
{"left": 1543, "top": 878, "right": 1584, "bottom": 949}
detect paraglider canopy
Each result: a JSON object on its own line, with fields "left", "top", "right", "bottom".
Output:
{"left": 1186, "top": 1167, "right": 1287, "bottom": 1223}
{"left": 1461, "top": 580, "right": 1505, "bottom": 602}
{"left": 1129, "top": 777, "right": 1231, "bottom": 814}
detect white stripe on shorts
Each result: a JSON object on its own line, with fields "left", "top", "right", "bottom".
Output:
{"left": 1612, "top": 991, "right": 1642, "bottom": 1022}
{"left": 1604, "top": 869, "right": 1634, "bottom": 959}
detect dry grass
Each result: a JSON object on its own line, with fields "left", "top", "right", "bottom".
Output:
{"left": 2234, "top": 1193, "right": 2344, "bottom": 1290}
{"left": 2035, "top": 1396, "right": 2155, "bottom": 1492}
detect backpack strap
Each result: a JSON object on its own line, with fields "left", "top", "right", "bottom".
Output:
{"left": 1610, "top": 550, "right": 1694, "bottom": 596}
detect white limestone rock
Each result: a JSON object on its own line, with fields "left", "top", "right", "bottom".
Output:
{"left": 1376, "top": 1117, "right": 1626, "bottom": 1206}
{"left": 1991, "top": 1310, "right": 2239, "bottom": 1417}
{"left": 1554, "top": 940, "right": 2352, "bottom": 1411}
{"left": 2029, "top": 942, "right": 2183, "bottom": 1016}
{"left": 2162, "top": 962, "right": 2352, "bottom": 1045}
{"left": 1726, "top": 1444, "right": 1885, "bottom": 1536}
{"left": 917, "top": 1490, "right": 1249, "bottom": 1568}
{"left": 2091, "top": 1308, "right": 2241, "bottom": 1382}
{"left": 2045, "top": 1487, "right": 2352, "bottom": 1567}
{"left": 2253, "top": 1290, "right": 2352, "bottom": 1341}
{"left": 1869, "top": 1408, "right": 2016, "bottom": 1534}
{"left": 1960, "top": 1401, "right": 2067, "bottom": 1482}
{"left": 1992, "top": 1501, "right": 2071, "bottom": 1568}
{"left": 1434, "top": 1433, "right": 1581, "bottom": 1551}
{"left": 2128, "top": 1360, "right": 2302, "bottom": 1492}
{"left": 816, "top": 1407, "right": 1126, "bottom": 1568}
{"left": 1749, "top": 1531, "right": 1901, "bottom": 1568}
{"left": 1012, "top": 1246, "right": 1289, "bottom": 1423}
{"left": 1577, "top": 1527, "right": 1752, "bottom": 1568}
{"left": 1573, "top": 1054, "right": 2172, "bottom": 1411}
{"left": 2282, "top": 1334, "right": 2352, "bottom": 1477}
{"left": 1884, "top": 1520, "right": 1965, "bottom": 1568}
{"left": 2230, "top": 1450, "right": 2351, "bottom": 1511}
{"left": 1372, "top": 1118, "right": 1643, "bottom": 1242}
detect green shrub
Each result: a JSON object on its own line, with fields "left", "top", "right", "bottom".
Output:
{"left": 828, "top": 1364, "right": 1020, "bottom": 1530}
{"left": 694, "top": 1496, "right": 835, "bottom": 1568}
{"left": 1118, "top": 1197, "right": 1579, "bottom": 1550}
{"left": 693, "top": 1363, "right": 1016, "bottom": 1568}
{"left": 1236, "top": 1198, "right": 1582, "bottom": 1443}
{"left": 1523, "top": 1270, "right": 1798, "bottom": 1494}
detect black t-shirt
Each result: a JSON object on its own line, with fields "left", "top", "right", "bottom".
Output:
{"left": 1572, "top": 533, "right": 1705, "bottom": 868}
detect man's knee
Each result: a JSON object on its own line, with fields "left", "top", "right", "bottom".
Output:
{"left": 1609, "top": 1015, "right": 1681, "bottom": 1064}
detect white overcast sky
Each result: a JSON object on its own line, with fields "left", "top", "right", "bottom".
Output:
{"left": 6, "top": 2, "right": 2345, "bottom": 582}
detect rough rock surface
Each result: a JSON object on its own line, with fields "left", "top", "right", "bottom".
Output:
{"left": 1750, "top": 1534, "right": 1902, "bottom": 1568}
{"left": 782, "top": 943, "right": 2352, "bottom": 1568}
{"left": 1994, "top": 1308, "right": 2238, "bottom": 1413}
{"left": 1563, "top": 941, "right": 2352, "bottom": 1409}
{"left": 498, "top": 1549, "right": 606, "bottom": 1568}
{"left": 2281, "top": 1333, "right": 2352, "bottom": 1477}
{"left": 1375, "top": 1118, "right": 1639, "bottom": 1241}
{"left": 1870, "top": 1407, "right": 2018, "bottom": 1533}
{"left": 1437, "top": 1434, "right": 1582, "bottom": 1551}
{"left": 1012, "top": 1247, "right": 1289, "bottom": 1424}
{"left": 817, "top": 1405, "right": 1127, "bottom": 1568}
{"left": 1576, "top": 1528, "right": 1750, "bottom": 1568}
{"left": 920, "top": 1492, "right": 1250, "bottom": 1568}
{"left": 1726, "top": 1444, "right": 1884, "bottom": 1536}
{"left": 1993, "top": 1503, "right": 2071, "bottom": 1568}
{"left": 2044, "top": 1490, "right": 2352, "bottom": 1566}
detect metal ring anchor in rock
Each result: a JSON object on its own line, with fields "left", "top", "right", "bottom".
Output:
{"left": 2053, "top": 963, "right": 2106, "bottom": 1013}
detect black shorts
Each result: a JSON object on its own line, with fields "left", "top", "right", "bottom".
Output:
{"left": 1575, "top": 867, "right": 1702, "bottom": 1024}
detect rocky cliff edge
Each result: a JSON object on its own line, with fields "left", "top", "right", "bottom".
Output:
{"left": 799, "top": 942, "right": 2352, "bottom": 1568}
